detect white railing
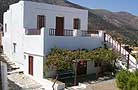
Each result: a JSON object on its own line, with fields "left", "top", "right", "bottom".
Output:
{"left": 25, "top": 28, "right": 104, "bottom": 38}
{"left": 105, "top": 34, "right": 137, "bottom": 69}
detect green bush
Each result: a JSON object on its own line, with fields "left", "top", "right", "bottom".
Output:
{"left": 116, "top": 70, "right": 130, "bottom": 90}
{"left": 127, "top": 76, "right": 138, "bottom": 90}
{"left": 44, "top": 47, "right": 117, "bottom": 71}
{"left": 116, "top": 70, "right": 138, "bottom": 90}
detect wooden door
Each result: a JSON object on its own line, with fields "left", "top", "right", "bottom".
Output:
{"left": 77, "top": 61, "right": 87, "bottom": 75}
{"left": 29, "top": 56, "right": 33, "bottom": 75}
{"left": 37, "top": 15, "right": 45, "bottom": 30}
{"left": 56, "top": 17, "right": 64, "bottom": 36}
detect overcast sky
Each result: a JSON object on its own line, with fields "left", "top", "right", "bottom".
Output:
{"left": 69, "top": 0, "right": 138, "bottom": 16}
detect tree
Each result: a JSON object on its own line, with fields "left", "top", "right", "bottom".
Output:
{"left": 44, "top": 47, "right": 118, "bottom": 78}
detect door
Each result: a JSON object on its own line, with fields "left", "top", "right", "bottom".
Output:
{"left": 29, "top": 56, "right": 33, "bottom": 75}
{"left": 77, "top": 61, "right": 87, "bottom": 75}
{"left": 37, "top": 15, "right": 45, "bottom": 30}
{"left": 56, "top": 17, "right": 64, "bottom": 36}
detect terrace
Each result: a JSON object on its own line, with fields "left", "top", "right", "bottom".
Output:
{"left": 25, "top": 28, "right": 101, "bottom": 37}
{"left": 24, "top": 28, "right": 105, "bottom": 57}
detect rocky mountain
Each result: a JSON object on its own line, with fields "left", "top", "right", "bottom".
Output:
{"left": 92, "top": 9, "right": 138, "bottom": 30}
{"left": 0, "top": 0, "right": 138, "bottom": 46}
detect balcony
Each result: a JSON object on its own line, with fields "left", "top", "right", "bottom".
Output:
{"left": 25, "top": 29, "right": 40, "bottom": 35}
{"left": 24, "top": 28, "right": 105, "bottom": 57}
{"left": 49, "top": 28, "right": 73, "bottom": 36}
{"left": 25, "top": 28, "right": 103, "bottom": 38}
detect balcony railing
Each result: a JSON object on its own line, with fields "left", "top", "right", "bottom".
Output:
{"left": 81, "top": 30, "right": 90, "bottom": 37}
{"left": 49, "top": 28, "right": 73, "bottom": 36}
{"left": 49, "top": 28, "right": 55, "bottom": 36}
{"left": 64, "top": 29, "right": 73, "bottom": 36}
{"left": 81, "top": 30, "right": 99, "bottom": 37}
{"left": 25, "top": 28, "right": 100, "bottom": 37}
{"left": 25, "top": 29, "right": 40, "bottom": 35}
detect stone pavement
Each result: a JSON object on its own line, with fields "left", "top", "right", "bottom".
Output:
{"left": 68, "top": 79, "right": 119, "bottom": 90}
{"left": 8, "top": 73, "right": 43, "bottom": 90}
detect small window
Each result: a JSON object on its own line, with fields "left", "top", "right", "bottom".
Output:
{"left": 5, "top": 23, "right": 7, "bottom": 32}
{"left": 73, "top": 18, "right": 80, "bottom": 29}
{"left": 13, "top": 43, "right": 16, "bottom": 53}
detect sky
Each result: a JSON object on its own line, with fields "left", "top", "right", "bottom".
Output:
{"left": 69, "top": 0, "right": 138, "bottom": 16}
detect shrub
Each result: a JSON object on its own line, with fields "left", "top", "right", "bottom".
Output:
{"left": 116, "top": 70, "right": 130, "bottom": 90}
{"left": 116, "top": 70, "right": 138, "bottom": 90}
{"left": 44, "top": 47, "right": 117, "bottom": 72}
{"left": 127, "top": 76, "right": 138, "bottom": 90}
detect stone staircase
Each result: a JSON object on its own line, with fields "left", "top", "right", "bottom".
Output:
{"left": 1, "top": 54, "right": 44, "bottom": 90}
{"left": 104, "top": 34, "right": 138, "bottom": 71}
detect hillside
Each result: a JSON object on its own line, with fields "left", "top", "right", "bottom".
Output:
{"left": 0, "top": 0, "right": 138, "bottom": 46}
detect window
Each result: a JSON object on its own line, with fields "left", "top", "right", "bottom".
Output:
{"left": 73, "top": 18, "right": 80, "bottom": 29}
{"left": 5, "top": 23, "right": 7, "bottom": 32}
{"left": 13, "top": 43, "right": 16, "bottom": 53}
{"left": 37, "top": 15, "right": 45, "bottom": 30}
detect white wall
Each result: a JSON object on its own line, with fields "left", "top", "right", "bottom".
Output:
{"left": 24, "top": 35, "right": 44, "bottom": 56}
{"left": 2, "top": 1, "right": 25, "bottom": 70}
{"left": 3, "top": 10, "right": 13, "bottom": 61}
{"left": 23, "top": 28, "right": 45, "bottom": 78}
{"left": 44, "top": 28, "right": 104, "bottom": 55}
{"left": 23, "top": 1, "right": 88, "bottom": 30}
{"left": 24, "top": 54, "right": 44, "bottom": 78}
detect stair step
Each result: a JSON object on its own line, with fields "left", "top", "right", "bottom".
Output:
{"left": 8, "top": 69, "right": 23, "bottom": 75}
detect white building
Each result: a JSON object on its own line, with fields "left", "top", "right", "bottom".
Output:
{"left": 2, "top": 0, "right": 106, "bottom": 88}
{"left": 3, "top": 1, "right": 138, "bottom": 89}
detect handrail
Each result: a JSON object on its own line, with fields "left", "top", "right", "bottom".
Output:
{"left": 49, "top": 28, "right": 73, "bottom": 36}
{"left": 105, "top": 33, "right": 137, "bottom": 69}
